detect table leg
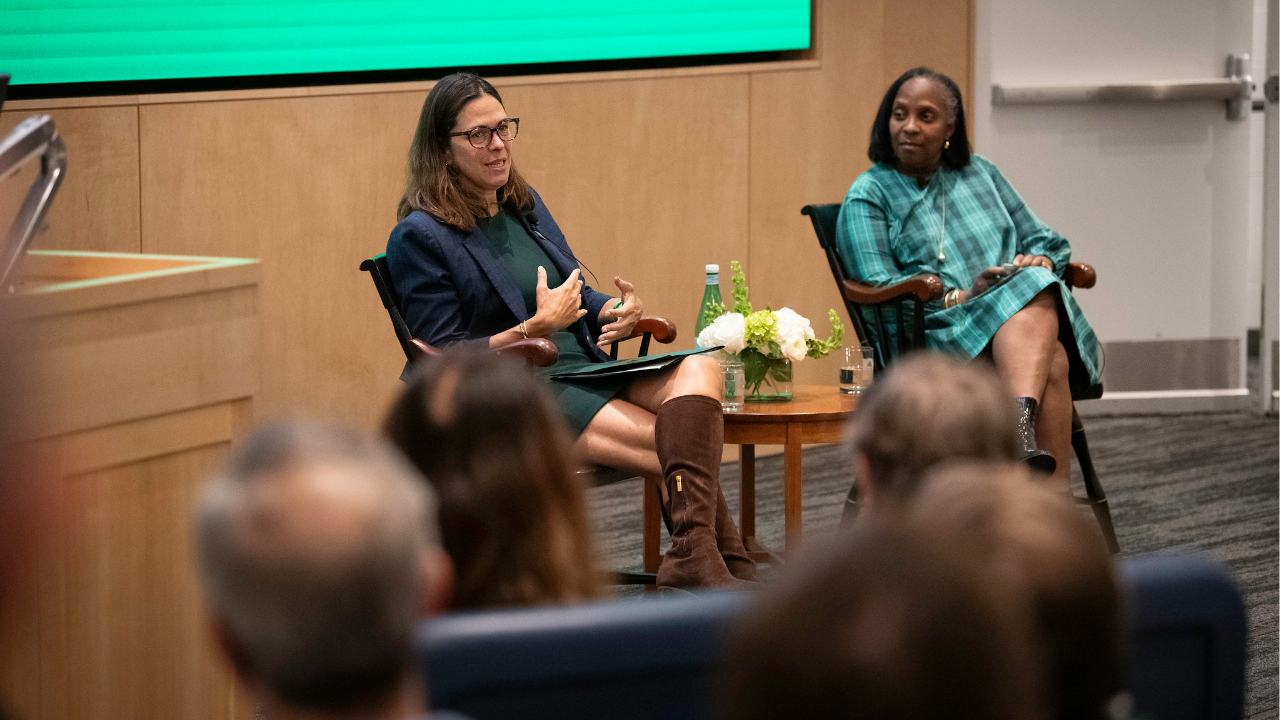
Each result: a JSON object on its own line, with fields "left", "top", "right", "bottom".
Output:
{"left": 642, "top": 478, "right": 661, "bottom": 576}
{"left": 739, "top": 444, "right": 755, "bottom": 542}
{"left": 784, "top": 424, "right": 803, "bottom": 550}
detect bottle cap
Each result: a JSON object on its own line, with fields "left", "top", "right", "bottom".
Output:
{"left": 706, "top": 264, "right": 719, "bottom": 274}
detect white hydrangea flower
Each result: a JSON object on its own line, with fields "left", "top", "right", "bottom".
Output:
{"left": 773, "top": 307, "right": 815, "bottom": 362}
{"left": 696, "top": 312, "right": 746, "bottom": 354}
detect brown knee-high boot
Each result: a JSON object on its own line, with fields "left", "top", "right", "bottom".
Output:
{"left": 715, "top": 492, "right": 758, "bottom": 582}
{"left": 654, "top": 394, "right": 736, "bottom": 588}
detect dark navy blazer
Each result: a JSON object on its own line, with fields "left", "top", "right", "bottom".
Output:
{"left": 385, "top": 187, "right": 613, "bottom": 373}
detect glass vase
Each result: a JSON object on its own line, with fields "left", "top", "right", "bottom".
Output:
{"left": 736, "top": 349, "right": 793, "bottom": 403}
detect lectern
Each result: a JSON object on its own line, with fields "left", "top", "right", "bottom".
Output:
{"left": 1, "top": 250, "right": 261, "bottom": 720}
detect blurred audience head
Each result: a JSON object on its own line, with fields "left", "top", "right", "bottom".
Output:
{"left": 384, "top": 351, "right": 601, "bottom": 610}
{"left": 196, "top": 419, "right": 450, "bottom": 717}
{"left": 847, "top": 351, "right": 1018, "bottom": 512}
{"left": 911, "top": 461, "right": 1123, "bottom": 720}
{"left": 724, "top": 519, "right": 1038, "bottom": 720}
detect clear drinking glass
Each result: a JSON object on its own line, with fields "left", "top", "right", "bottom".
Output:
{"left": 840, "top": 345, "right": 875, "bottom": 395}
{"left": 721, "top": 359, "right": 746, "bottom": 411}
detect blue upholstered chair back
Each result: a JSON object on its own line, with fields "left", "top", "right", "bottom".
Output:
{"left": 418, "top": 554, "right": 1246, "bottom": 720}
{"left": 419, "top": 592, "right": 752, "bottom": 720}
{"left": 1122, "top": 553, "right": 1247, "bottom": 720}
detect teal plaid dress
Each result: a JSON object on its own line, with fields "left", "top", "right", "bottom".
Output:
{"left": 836, "top": 155, "right": 1101, "bottom": 389}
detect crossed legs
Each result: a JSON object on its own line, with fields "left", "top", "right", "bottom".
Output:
{"left": 574, "top": 354, "right": 755, "bottom": 587}
{"left": 573, "top": 353, "right": 722, "bottom": 478}
{"left": 988, "top": 288, "right": 1074, "bottom": 489}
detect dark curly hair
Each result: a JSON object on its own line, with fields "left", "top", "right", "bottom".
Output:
{"left": 868, "top": 67, "right": 971, "bottom": 170}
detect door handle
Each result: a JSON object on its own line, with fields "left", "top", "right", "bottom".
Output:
{"left": 993, "top": 53, "right": 1256, "bottom": 121}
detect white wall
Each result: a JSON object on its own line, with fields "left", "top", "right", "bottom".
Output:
{"left": 974, "top": 0, "right": 1261, "bottom": 403}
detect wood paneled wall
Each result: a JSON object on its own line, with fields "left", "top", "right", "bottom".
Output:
{"left": 2, "top": 0, "right": 973, "bottom": 428}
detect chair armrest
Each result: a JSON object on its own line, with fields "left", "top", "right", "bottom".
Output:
{"left": 608, "top": 316, "right": 678, "bottom": 360}
{"left": 410, "top": 337, "right": 559, "bottom": 368}
{"left": 410, "top": 338, "right": 436, "bottom": 361}
{"left": 1064, "top": 262, "right": 1096, "bottom": 290}
{"left": 842, "top": 274, "right": 944, "bottom": 304}
{"left": 617, "top": 317, "right": 678, "bottom": 344}
{"left": 493, "top": 338, "right": 559, "bottom": 367}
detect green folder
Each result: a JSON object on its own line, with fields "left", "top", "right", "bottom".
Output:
{"left": 549, "top": 347, "right": 720, "bottom": 380}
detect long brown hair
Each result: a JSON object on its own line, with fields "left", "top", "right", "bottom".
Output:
{"left": 397, "top": 72, "right": 534, "bottom": 228}
{"left": 382, "top": 350, "right": 600, "bottom": 609}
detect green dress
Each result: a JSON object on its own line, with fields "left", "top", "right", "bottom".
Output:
{"left": 836, "top": 154, "right": 1101, "bottom": 392}
{"left": 477, "top": 209, "right": 629, "bottom": 436}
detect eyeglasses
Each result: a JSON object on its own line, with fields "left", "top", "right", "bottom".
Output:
{"left": 449, "top": 118, "right": 519, "bottom": 148}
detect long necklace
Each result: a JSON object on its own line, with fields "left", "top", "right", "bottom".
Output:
{"left": 935, "top": 176, "right": 947, "bottom": 266}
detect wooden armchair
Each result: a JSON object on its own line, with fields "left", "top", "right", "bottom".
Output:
{"left": 360, "top": 253, "right": 674, "bottom": 582}
{"left": 801, "top": 204, "right": 1118, "bottom": 553}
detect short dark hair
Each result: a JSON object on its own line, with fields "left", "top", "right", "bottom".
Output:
{"left": 723, "top": 521, "right": 1037, "bottom": 720}
{"left": 197, "top": 420, "right": 436, "bottom": 713}
{"left": 868, "top": 67, "right": 972, "bottom": 169}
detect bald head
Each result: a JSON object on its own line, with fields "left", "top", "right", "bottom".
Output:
{"left": 196, "top": 420, "right": 441, "bottom": 713}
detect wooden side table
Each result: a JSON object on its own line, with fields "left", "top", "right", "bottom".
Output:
{"left": 723, "top": 385, "right": 858, "bottom": 563}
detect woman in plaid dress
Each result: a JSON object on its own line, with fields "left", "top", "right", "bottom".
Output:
{"left": 836, "top": 67, "right": 1101, "bottom": 489}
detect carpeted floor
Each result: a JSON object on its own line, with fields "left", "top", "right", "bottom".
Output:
{"left": 587, "top": 412, "right": 1279, "bottom": 719}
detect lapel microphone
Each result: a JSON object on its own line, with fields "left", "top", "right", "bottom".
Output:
{"left": 523, "top": 212, "right": 600, "bottom": 286}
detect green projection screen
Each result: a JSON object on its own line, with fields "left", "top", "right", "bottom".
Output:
{"left": 3, "top": 1, "right": 811, "bottom": 88}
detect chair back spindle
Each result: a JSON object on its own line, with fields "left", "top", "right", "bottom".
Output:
{"left": 360, "top": 254, "right": 424, "bottom": 363}
{"left": 801, "top": 204, "right": 936, "bottom": 373}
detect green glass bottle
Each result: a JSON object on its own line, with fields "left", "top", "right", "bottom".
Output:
{"left": 695, "top": 264, "right": 722, "bottom": 336}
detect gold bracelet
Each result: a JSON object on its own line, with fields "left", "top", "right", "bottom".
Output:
{"left": 519, "top": 320, "right": 528, "bottom": 338}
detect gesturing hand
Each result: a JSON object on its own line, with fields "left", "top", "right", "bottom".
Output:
{"left": 597, "top": 277, "right": 643, "bottom": 347}
{"left": 530, "top": 267, "right": 586, "bottom": 337}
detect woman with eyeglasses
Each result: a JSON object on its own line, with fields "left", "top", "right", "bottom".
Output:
{"left": 836, "top": 67, "right": 1102, "bottom": 490}
{"left": 385, "top": 73, "right": 755, "bottom": 590}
